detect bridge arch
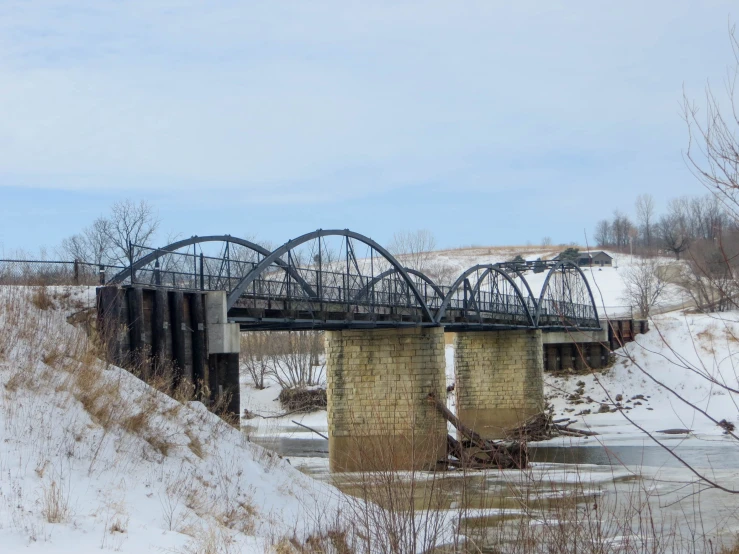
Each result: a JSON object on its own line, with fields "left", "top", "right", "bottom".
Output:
{"left": 535, "top": 261, "right": 600, "bottom": 329}
{"left": 351, "top": 267, "right": 445, "bottom": 309}
{"left": 107, "top": 235, "right": 316, "bottom": 297}
{"left": 226, "top": 229, "right": 436, "bottom": 321}
{"left": 434, "top": 264, "right": 535, "bottom": 327}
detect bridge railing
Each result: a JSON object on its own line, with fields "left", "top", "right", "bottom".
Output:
{"left": 233, "top": 271, "right": 437, "bottom": 313}
{"left": 443, "top": 289, "right": 532, "bottom": 324}
{"left": 537, "top": 298, "right": 598, "bottom": 328}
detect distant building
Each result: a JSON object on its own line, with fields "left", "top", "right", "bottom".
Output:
{"left": 554, "top": 251, "right": 614, "bottom": 267}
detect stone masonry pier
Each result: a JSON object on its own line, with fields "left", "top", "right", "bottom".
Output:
{"left": 325, "top": 327, "right": 447, "bottom": 472}
{"left": 455, "top": 330, "right": 544, "bottom": 439}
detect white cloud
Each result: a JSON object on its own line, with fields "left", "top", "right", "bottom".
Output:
{"left": 0, "top": 0, "right": 735, "bottom": 202}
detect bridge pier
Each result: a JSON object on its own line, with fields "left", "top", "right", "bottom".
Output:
{"left": 325, "top": 327, "right": 447, "bottom": 472}
{"left": 454, "top": 330, "right": 544, "bottom": 439}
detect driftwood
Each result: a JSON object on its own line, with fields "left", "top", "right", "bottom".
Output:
{"left": 427, "top": 393, "right": 527, "bottom": 469}
{"left": 503, "top": 412, "right": 599, "bottom": 441}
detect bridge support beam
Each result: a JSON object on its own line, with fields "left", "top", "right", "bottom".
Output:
{"left": 325, "top": 327, "right": 447, "bottom": 472}
{"left": 455, "top": 330, "right": 544, "bottom": 439}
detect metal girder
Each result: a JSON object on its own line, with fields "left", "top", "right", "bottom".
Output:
{"left": 106, "top": 235, "right": 317, "bottom": 298}
{"left": 225, "top": 229, "right": 436, "bottom": 321}
{"left": 434, "top": 264, "right": 536, "bottom": 326}
{"left": 105, "top": 229, "right": 601, "bottom": 331}
{"left": 535, "top": 261, "right": 600, "bottom": 329}
{"left": 351, "top": 267, "right": 445, "bottom": 305}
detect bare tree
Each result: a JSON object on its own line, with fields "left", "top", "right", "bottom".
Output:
{"left": 103, "top": 199, "right": 160, "bottom": 265}
{"left": 59, "top": 199, "right": 160, "bottom": 266}
{"left": 602, "top": 24, "right": 739, "bottom": 496}
{"left": 594, "top": 220, "right": 612, "bottom": 248}
{"left": 424, "top": 261, "right": 459, "bottom": 287}
{"left": 657, "top": 214, "right": 690, "bottom": 260}
{"left": 270, "top": 331, "right": 325, "bottom": 389}
{"left": 240, "top": 332, "right": 272, "bottom": 390}
{"left": 60, "top": 217, "right": 113, "bottom": 265}
{"left": 387, "top": 230, "right": 437, "bottom": 272}
{"left": 681, "top": 234, "right": 739, "bottom": 312}
{"left": 541, "top": 236, "right": 553, "bottom": 247}
{"left": 635, "top": 194, "right": 656, "bottom": 249}
{"left": 611, "top": 211, "right": 636, "bottom": 249}
{"left": 684, "top": 26, "right": 739, "bottom": 222}
{"left": 620, "top": 257, "right": 667, "bottom": 318}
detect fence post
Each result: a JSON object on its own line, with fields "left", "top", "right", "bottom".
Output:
{"left": 154, "top": 260, "right": 161, "bottom": 286}
{"left": 200, "top": 253, "right": 204, "bottom": 290}
{"left": 99, "top": 265, "right": 105, "bottom": 285}
{"left": 73, "top": 259, "right": 80, "bottom": 285}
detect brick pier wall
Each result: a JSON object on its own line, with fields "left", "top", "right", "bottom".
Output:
{"left": 325, "top": 327, "right": 447, "bottom": 472}
{"left": 455, "top": 329, "right": 544, "bottom": 439}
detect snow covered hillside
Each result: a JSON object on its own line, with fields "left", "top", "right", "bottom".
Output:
{"left": 0, "top": 286, "right": 349, "bottom": 553}
{"left": 546, "top": 310, "right": 739, "bottom": 443}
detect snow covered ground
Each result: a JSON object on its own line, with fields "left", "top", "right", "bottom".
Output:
{"left": 546, "top": 310, "right": 739, "bottom": 444}
{"left": 0, "top": 286, "right": 349, "bottom": 553}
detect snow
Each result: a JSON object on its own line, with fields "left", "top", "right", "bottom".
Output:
{"left": 545, "top": 310, "right": 739, "bottom": 446}
{"left": 0, "top": 286, "right": 348, "bottom": 553}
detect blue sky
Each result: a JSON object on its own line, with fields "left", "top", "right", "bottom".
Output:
{"left": 0, "top": 1, "right": 736, "bottom": 255}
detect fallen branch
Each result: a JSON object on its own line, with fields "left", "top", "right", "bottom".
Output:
{"left": 291, "top": 420, "right": 328, "bottom": 440}
{"left": 427, "top": 392, "right": 527, "bottom": 469}
{"left": 243, "top": 407, "right": 310, "bottom": 420}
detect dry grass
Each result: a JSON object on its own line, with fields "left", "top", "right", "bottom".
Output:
{"left": 109, "top": 518, "right": 127, "bottom": 533}
{"left": 720, "top": 536, "right": 739, "bottom": 553}
{"left": 40, "top": 480, "right": 70, "bottom": 524}
{"left": 123, "top": 411, "right": 150, "bottom": 435}
{"left": 145, "top": 433, "right": 174, "bottom": 457}
{"left": 42, "top": 347, "right": 64, "bottom": 367}
{"left": 30, "top": 287, "right": 55, "bottom": 311}
{"left": 186, "top": 429, "right": 205, "bottom": 459}
{"left": 72, "top": 362, "right": 122, "bottom": 430}
{"left": 4, "top": 370, "right": 27, "bottom": 393}
{"left": 180, "top": 523, "right": 240, "bottom": 554}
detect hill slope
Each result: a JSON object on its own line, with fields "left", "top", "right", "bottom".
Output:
{"left": 0, "top": 286, "right": 347, "bottom": 553}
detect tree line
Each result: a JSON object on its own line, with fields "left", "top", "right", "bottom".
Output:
{"left": 594, "top": 193, "right": 731, "bottom": 259}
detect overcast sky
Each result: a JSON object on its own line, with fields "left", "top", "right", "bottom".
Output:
{"left": 0, "top": 1, "right": 736, "bottom": 254}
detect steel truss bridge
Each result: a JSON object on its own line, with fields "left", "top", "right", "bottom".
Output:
{"left": 107, "top": 230, "right": 600, "bottom": 332}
